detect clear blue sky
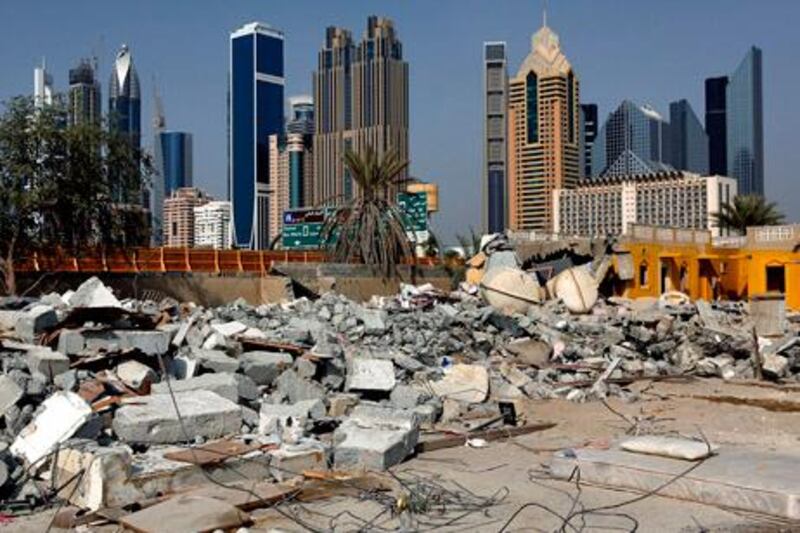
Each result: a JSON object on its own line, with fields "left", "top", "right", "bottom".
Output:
{"left": 1, "top": 0, "right": 798, "bottom": 242}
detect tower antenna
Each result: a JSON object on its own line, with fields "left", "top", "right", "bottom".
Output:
{"left": 543, "top": 0, "right": 549, "bottom": 27}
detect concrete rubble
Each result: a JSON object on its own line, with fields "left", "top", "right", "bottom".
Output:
{"left": 0, "top": 271, "right": 797, "bottom": 520}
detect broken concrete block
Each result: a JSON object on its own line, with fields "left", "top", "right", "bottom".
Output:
{"left": 15, "top": 305, "right": 57, "bottom": 341}
{"left": 211, "top": 321, "right": 248, "bottom": 338}
{"left": 189, "top": 348, "right": 239, "bottom": 374}
{"left": 762, "top": 353, "right": 789, "bottom": 379}
{"left": 345, "top": 358, "right": 396, "bottom": 392}
{"left": 328, "top": 393, "right": 360, "bottom": 417}
{"left": 115, "top": 360, "right": 158, "bottom": 391}
{"left": 68, "top": 276, "right": 121, "bottom": 308}
{"left": 258, "top": 399, "right": 325, "bottom": 434}
{"left": 11, "top": 391, "right": 93, "bottom": 465}
{"left": 269, "top": 443, "right": 327, "bottom": 482}
{"left": 498, "top": 362, "right": 532, "bottom": 388}
{"left": 26, "top": 347, "right": 70, "bottom": 381}
{"left": 333, "top": 405, "right": 420, "bottom": 471}
{"left": 276, "top": 370, "right": 326, "bottom": 404}
{"left": 295, "top": 357, "right": 317, "bottom": 380}
{"left": 621, "top": 436, "right": 718, "bottom": 461}
{"left": 113, "top": 391, "right": 242, "bottom": 444}
{"left": 390, "top": 384, "right": 426, "bottom": 409}
{"left": 57, "top": 329, "right": 171, "bottom": 356}
{"left": 233, "top": 374, "right": 259, "bottom": 401}
{"left": 152, "top": 373, "right": 240, "bottom": 403}
{"left": 412, "top": 403, "right": 440, "bottom": 427}
{"left": 240, "top": 351, "right": 293, "bottom": 385}
{"left": 120, "top": 495, "right": 250, "bottom": 533}
{"left": 357, "top": 308, "right": 388, "bottom": 335}
{"left": 429, "top": 364, "right": 489, "bottom": 404}
{"left": 552, "top": 267, "right": 599, "bottom": 314}
{"left": 0, "top": 375, "right": 23, "bottom": 417}
{"left": 505, "top": 338, "right": 552, "bottom": 367}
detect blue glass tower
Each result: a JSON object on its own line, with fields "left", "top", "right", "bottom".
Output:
{"left": 229, "top": 22, "right": 284, "bottom": 249}
{"left": 726, "top": 47, "right": 764, "bottom": 196}
{"left": 109, "top": 45, "right": 141, "bottom": 154}
{"left": 668, "top": 99, "right": 709, "bottom": 174}
{"left": 157, "top": 132, "right": 193, "bottom": 195}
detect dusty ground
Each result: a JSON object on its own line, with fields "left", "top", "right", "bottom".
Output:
{"left": 9, "top": 378, "right": 800, "bottom": 532}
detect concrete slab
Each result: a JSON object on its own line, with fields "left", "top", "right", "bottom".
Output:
{"left": 549, "top": 446, "right": 800, "bottom": 519}
{"left": 57, "top": 329, "right": 171, "bottom": 356}
{"left": 429, "top": 364, "right": 489, "bottom": 404}
{"left": 152, "top": 373, "right": 240, "bottom": 403}
{"left": 120, "top": 495, "right": 250, "bottom": 533}
{"left": 113, "top": 391, "right": 242, "bottom": 444}
{"left": 345, "top": 358, "right": 396, "bottom": 392}
{"left": 26, "top": 347, "right": 70, "bottom": 382}
{"left": 240, "top": 351, "right": 293, "bottom": 385}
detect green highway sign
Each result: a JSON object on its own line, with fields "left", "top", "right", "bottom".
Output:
{"left": 282, "top": 208, "right": 331, "bottom": 250}
{"left": 398, "top": 192, "right": 428, "bottom": 232}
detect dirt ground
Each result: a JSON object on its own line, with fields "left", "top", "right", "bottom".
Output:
{"left": 9, "top": 377, "right": 800, "bottom": 532}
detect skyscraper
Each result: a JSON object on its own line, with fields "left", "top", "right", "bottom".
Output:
{"left": 705, "top": 76, "right": 728, "bottom": 176}
{"left": 287, "top": 96, "right": 315, "bottom": 207}
{"left": 286, "top": 95, "right": 314, "bottom": 135}
{"left": 592, "top": 100, "right": 672, "bottom": 178}
{"left": 668, "top": 99, "right": 708, "bottom": 174}
{"left": 229, "top": 22, "right": 285, "bottom": 249}
{"left": 313, "top": 16, "right": 409, "bottom": 206}
{"left": 68, "top": 59, "right": 101, "bottom": 126}
{"left": 482, "top": 41, "right": 508, "bottom": 234}
{"left": 507, "top": 17, "right": 580, "bottom": 232}
{"left": 109, "top": 45, "right": 141, "bottom": 152}
{"left": 726, "top": 46, "right": 764, "bottom": 196}
{"left": 33, "top": 58, "right": 54, "bottom": 108}
{"left": 580, "top": 103, "right": 597, "bottom": 179}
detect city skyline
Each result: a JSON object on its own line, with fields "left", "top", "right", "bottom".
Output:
{"left": 1, "top": 0, "right": 797, "bottom": 242}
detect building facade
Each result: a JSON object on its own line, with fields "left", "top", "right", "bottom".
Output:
{"left": 668, "top": 99, "right": 708, "bottom": 174}
{"left": 553, "top": 171, "right": 737, "bottom": 237}
{"left": 704, "top": 76, "right": 728, "bottom": 176}
{"left": 483, "top": 41, "right": 508, "bottom": 234}
{"left": 286, "top": 95, "right": 314, "bottom": 135}
{"left": 592, "top": 100, "right": 672, "bottom": 178}
{"left": 313, "top": 16, "right": 409, "bottom": 206}
{"left": 195, "top": 201, "right": 232, "bottom": 249}
{"left": 229, "top": 22, "right": 284, "bottom": 249}
{"left": 33, "top": 59, "right": 54, "bottom": 108}
{"left": 726, "top": 46, "right": 764, "bottom": 196}
{"left": 579, "top": 103, "right": 597, "bottom": 179}
{"left": 163, "top": 187, "right": 210, "bottom": 247}
{"left": 152, "top": 131, "right": 193, "bottom": 243}
{"left": 507, "top": 20, "right": 580, "bottom": 232}
{"left": 109, "top": 45, "right": 141, "bottom": 152}
{"left": 68, "top": 59, "right": 101, "bottom": 126}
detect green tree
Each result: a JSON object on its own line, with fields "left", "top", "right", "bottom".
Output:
{"left": 0, "top": 96, "right": 152, "bottom": 294}
{"left": 321, "top": 146, "right": 412, "bottom": 278}
{"left": 712, "top": 195, "right": 785, "bottom": 235}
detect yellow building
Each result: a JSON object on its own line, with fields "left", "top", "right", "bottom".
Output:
{"left": 615, "top": 225, "right": 800, "bottom": 311}
{"left": 507, "top": 18, "right": 580, "bottom": 233}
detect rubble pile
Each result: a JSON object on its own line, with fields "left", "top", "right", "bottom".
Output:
{"left": 0, "top": 275, "right": 797, "bottom": 512}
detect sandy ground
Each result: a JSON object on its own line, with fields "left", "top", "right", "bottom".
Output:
{"left": 9, "top": 378, "right": 800, "bottom": 532}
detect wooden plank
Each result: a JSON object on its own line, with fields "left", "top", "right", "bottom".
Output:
{"left": 163, "top": 439, "right": 262, "bottom": 466}
{"left": 415, "top": 421, "right": 557, "bottom": 453}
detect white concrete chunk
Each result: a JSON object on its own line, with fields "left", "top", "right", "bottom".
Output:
{"left": 345, "top": 358, "right": 396, "bottom": 392}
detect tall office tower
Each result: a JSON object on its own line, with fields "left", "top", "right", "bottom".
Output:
{"left": 507, "top": 18, "right": 580, "bottom": 232}
{"left": 592, "top": 100, "right": 672, "bottom": 178}
{"left": 195, "top": 201, "right": 232, "bottom": 249}
{"left": 482, "top": 41, "right": 508, "bottom": 234}
{"left": 229, "top": 22, "right": 284, "bottom": 249}
{"left": 313, "top": 16, "right": 409, "bottom": 206}
{"left": 286, "top": 95, "right": 314, "bottom": 135}
{"left": 579, "top": 103, "right": 597, "bottom": 178}
{"left": 668, "top": 99, "right": 708, "bottom": 174}
{"left": 109, "top": 45, "right": 141, "bottom": 151}
{"left": 726, "top": 46, "right": 764, "bottom": 196}
{"left": 267, "top": 131, "right": 314, "bottom": 244}
{"left": 287, "top": 96, "right": 315, "bottom": 206}
{"left": 68, "top": 59, "right": 101, "bottom": 126}
{"left": 705, "top": 76, "right": 728, "bottom": 175}
{"left": 33, "top": 58, "right": 54, "bottom": 108}
{"left": 267, "top": 134, "right": 290, "bottom": 245}
{"left": 162, "top": 187, "right": 210, "bottom": 247}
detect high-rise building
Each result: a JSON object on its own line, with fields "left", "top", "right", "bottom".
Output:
{"left": 553, "top": 171, "right": 737, "bottom": 238}
{"left": 579, "top": 103, "right": 597, "bottom": 179}
{"left": 705, "top": 76, "right": 728, "bottom": 176}
{"left": 313, "top": 16, "right": 409, "bottom": 206}
{"left": 195, "top": 201, "right": 232, "bottom": 249}
{"left": 33, "top": 58, "right": 54, "bottom": 108}
{"left": 286, "top": 95, "right": 314, "bottom": 135}
{"left": 668, "top": 99, "right": 708, "bottom": 174}
{"left": 162, "top": 187, "right": 210, "bottom": 247}
{"left": 592, "top": 100, "right": 672, "bottom": 178}
{"left": 482, "top": 41, "right": 508, "bottom": 234}
{"left": 155, "top": 132, "right": 193, "bottom": 196}
{"left": 68, "top": 59, "right": 101, "bottom": 126}
{"left": 268, "top": 132, "right": 314, "bottom": 244}
{"left": 507, "top": 18, "right": 580, "bottom": 232}
{"left": 109, "top": 45, "right": 141, "bottom": 152}
{"left": 287, "top": 96, "right": 315, "bottom": 207}
{"left": 726, "top": 46, "right": 764, "bottom": 196}
{"left": 229, "top": 22, "right": 284, "bottom": 249}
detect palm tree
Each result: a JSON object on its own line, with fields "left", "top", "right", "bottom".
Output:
{"left": 712, "top": 195, "right": 785, "bottom": 235}
{"left": 320, "top": 146, "right": 412, "bottom": 278}
{"left": 456, "top": 226, "right": 482, "bottom": 257}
